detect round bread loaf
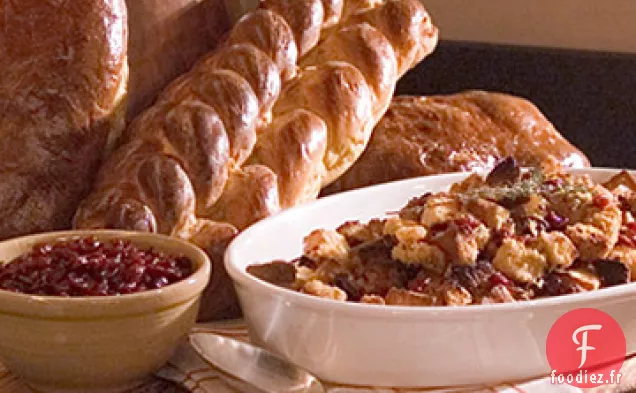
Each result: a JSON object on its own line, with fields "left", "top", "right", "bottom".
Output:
{"left": 322, "top": 91, "right": 591, "bottom": 195}
{"left": 0, "top": 0, "right": 128, "bottom": 240}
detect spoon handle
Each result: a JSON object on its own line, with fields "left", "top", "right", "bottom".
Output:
{"left": 189, "top": 332, "right": 325, "bottom": 393}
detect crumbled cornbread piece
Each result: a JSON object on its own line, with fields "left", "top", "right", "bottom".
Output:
{"left": 566, "top": 223, "right": 614, "bottom": 261}
{"left": 419, "top": 195, "right": 459, "bottom": 227}
{"left": 304, "top": 229, "right": 350, "bottom": 261}
{"left": 444, "top": 286, "right": 472, "bottom": 306}
{"left": 302, "top": 280, "right": 347, "bottom": 301}
{"left": 464, "top": 198, "right": 511, "bottom": 231}
{"left": 385, "top": 288, "right": 436, "bottom": 306}
{"left": 392, "top": 242, "right": 446, "bottom": 273}
{"left": 489, "top": 284, "right": 517, "bottom": 303}
{"left": 609, "top": 246, "right": 636, "bottom": 280}
{"left": 493, "top": 238, "right": 547, "bottom": 283}
{"left": 535, "top": 231, "right": 578, "bottom": 269}
{"left": 449, "top": 173, "right": 485, "bottom": 194}
{"left": 294, "top": 266, "right": 316, "bottom": 287}
{"left": 586, "top": 204, "right": 622, "bottom": 246}
{"left": 394, "top": 225, "right": 428, "bottom": 245}
{"left": 566, "top": 269, "right": 600, "bottom": 291}
{"left": 383, "top": 216, "right": 420, "bottom": 237}
{"left": 431, "top": 217, "right": 490, "bottom": 265}
{"left": 520, "top": 194, "right": 548, "bottom": 218}
{"left": 360, "top": 294, "right": 385, "bottom": 305}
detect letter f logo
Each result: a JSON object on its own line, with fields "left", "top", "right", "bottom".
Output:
{"left": 572, "top": 324, "right": 603, "bottom": 369}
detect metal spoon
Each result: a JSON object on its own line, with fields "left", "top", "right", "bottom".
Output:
{"left": 189, "top": 332, "right": 325, "bottom": 393}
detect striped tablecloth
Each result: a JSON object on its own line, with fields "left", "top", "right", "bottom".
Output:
{"left": 1, "top": 320, "right": 634, "bottom": 393}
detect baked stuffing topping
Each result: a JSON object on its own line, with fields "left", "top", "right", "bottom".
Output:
{"left": 248, "top": 158, "right": 636, "bottom": 306}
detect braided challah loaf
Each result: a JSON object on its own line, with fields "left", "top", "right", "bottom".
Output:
{"left": 74, "top": 0, "right": 439, "bottom": 320}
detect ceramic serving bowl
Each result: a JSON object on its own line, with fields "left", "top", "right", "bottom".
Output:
{"left": 0, "top": 230, "right": 210, "bottom": 393}
{"left": 226, "top": 168, "right": 636, "bottom": 388}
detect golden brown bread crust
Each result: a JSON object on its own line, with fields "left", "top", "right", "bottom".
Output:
{"left": 248, "top": 109, "right": 328, "bottom": 208}
{"left": 74, "top": 0, "right": 438, "bottom": 320}
{"left": 344, "top": 0, "right": 436, "bottom": 74}
{"left": 206, "top": 165, "right": 281, "bottom": 230}
{"left": 226, "top": 9, "right": 299, "bottom": 82}
{"left": 199, "top": 44, "right": 282, "bottom": 118}
{"left": 261, "top": 0, "right": 325, "bottom": 56}
{"left": 270, "top": 62, "right": 374, "bottom": 186}
{"left": 301, "top": 23, "right": 398, "bottom": 114}
{"left": 0, "top": 0, "right": 128, "bottom": 240}
{"left": 322, "top": 91, "right": 591, "bottom": 195}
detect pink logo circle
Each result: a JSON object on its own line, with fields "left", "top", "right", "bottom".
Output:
{"left": 546, "top": 308, "right": 626, "bottom": 388}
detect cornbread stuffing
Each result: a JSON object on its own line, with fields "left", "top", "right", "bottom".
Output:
{"left": 248, "top": 158, "right": 636, "bottom": 306}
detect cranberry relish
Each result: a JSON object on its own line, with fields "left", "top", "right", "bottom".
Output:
{"left": 0, "top": 237, "right": 194, "bottom": 296}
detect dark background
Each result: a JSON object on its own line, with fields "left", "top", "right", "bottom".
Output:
{"left": 396, "top": 41, "right": 636, "bottom": 169}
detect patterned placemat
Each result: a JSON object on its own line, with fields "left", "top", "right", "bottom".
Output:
{"left": 1, "top": 320, "right": 634, "bottom": 393}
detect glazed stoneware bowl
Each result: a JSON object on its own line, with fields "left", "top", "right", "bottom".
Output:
{"left": 0, "top": 230, "right": 210, "bottom": 393}
{"left": 226, "top": 168, "right": 636, "bottom": 388}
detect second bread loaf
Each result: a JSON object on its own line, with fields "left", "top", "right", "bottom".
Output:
{"left": 323, "top": 91, "right": 591, "bottom": 195}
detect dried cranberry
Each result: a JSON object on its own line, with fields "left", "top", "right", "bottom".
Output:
{"left": 545, "top": 211, "right": 569, "bottom": 231}
{"left": 618, "top": 196, "right": 632, "bottom": 212}
{"left": 516, "top": 216, "right": 549, "bottom": 236}
{"left": 489, "top": 272, "right": 510, "bottom": 287}
{"left": 454, "top": 216, "right": 481, "bottom": 235}
{"left": 408, "top": 273, "right": 432, "bottom": 293}
{"left": 594, "top": 259, "right": 630, "bottom": 287}
{"left": 400, "top": 193, "right": 433, "bottom": 221}
{"left": 618, "top": 234, "right": 636, "bottom": 248}
{"left": 618, "top": 223, "right": 636, "bottom": 247}
{"left": 0, "top": 237, "right": 194, "bottom": 297}
{"left": 592, "top": 194, "right": 612, "bottom": 209}
{"left": 487, "top": 228, "right": 513, "bottom": 253}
